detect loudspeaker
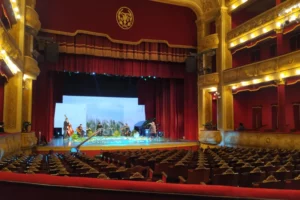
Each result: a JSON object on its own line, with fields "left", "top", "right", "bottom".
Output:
{"left": 54, "top": 127, "right": 62, "bottom": 138}
{"left": 45, "top": 43, "right": 59, "bottom": 63}
{"left": 185, "top": 56, "right": 197, "bottom": 72}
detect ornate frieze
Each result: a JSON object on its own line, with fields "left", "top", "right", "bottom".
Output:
{"left": 198, "top": 34, "right": 219, "bottom": 53}
{"left": 223, "top": 50, "right": 300, "bottom": 85}
{"left": 199, "top": 130, "right": 222, "bottom": 145}
{"left": 198, "top": 72, "right": 219, "bottom": 88}
{"left": 224, "top": 131, "right": 300, "bottom": 150}
{"left": 227, "top": 0, "right": 300, "bottom": 41}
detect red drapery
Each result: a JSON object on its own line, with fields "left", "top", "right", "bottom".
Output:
{"left": 293, "top": 104, "right": 300, "bottom": 131}
{"left": 48, "top": 54, "right": 185, "bottom": 79}
{"left": 252, "top": 107, "right": 262, "bottom": 130}
{"left": 32, "top": 55, "right": 198, "bottom": 141}
{"left": 271, "top": 105, "right": 278, "bottom": 130}
{"left": 39, "top": 32, "right": 194, "bottom": 63}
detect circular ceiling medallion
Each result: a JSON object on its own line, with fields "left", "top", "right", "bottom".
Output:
{"left": 116, "top": 7, "right": 134, "bottom": 30}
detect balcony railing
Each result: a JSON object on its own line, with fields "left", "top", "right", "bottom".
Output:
{"left": 198, "top": 72, "right": 219, "bottom": 88}
{"left": 223, "top": 49, "right": 300, "bottom": 85}
{"left": 227, "top": 0, "right": 300, "bottom": 44}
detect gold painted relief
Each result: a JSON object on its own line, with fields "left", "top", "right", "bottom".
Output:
{"left": 116, "top": 7, "right": 134, "bottom": 30}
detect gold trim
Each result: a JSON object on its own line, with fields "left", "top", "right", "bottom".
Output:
{"left": 286, "top": 78, "right": 300, "bottom": 86}
{"left": 198, "top": 33, "right": 219, "bottom": 53}
{"left": 116, "top": 7, "right": 134, "bottom": 30}
{"left": 25, "top": 6, "right": 41, "bottom": 35}
{"left": 40, "top": 29, "right": 197, "bottom": 49}
{"left": 232, "top": 84, "right": 277, "bottom": 94}
{"left": 36, "top": 142, "right": 198, "bottom": 151}
{"left": 24, "top": 56, "right": 40, "bottom": 79}
{"left": 198, "top": 73, "right": 219, "bottom": 89}
{"left": 231, "top": 35, "right": 276, "bottom": 54}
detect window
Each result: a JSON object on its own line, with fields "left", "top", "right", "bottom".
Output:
{"left": 250, "top": 48, "right": 261, "bottom": 62}
{"left": 270, "top": 43, "right": 277, "bottom": 57}
{"left": 252, "top": 106, "right": 262, "bottom": 130}
{"left": 293, "top": 104, "right": 300, "bottom": 130}
{"left": 271, "top": 105, "right": 278, "bottom": 130}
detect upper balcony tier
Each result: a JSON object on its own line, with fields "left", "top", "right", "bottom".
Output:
{"left": 228, "top": 0, "right": 300, "bottom": 49}
{"left": 223, "top": 49, "right": 300, "bottom": 87}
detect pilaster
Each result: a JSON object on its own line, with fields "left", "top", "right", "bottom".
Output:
{"left": 216, "top": 7, "right": 234, "bottom": 134}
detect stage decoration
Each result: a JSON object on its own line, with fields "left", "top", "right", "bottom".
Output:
{"left": 116, "top": 7, "right": 134, "bottom": 30}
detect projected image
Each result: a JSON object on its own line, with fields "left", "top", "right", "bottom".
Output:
{"left": 54, "top": 96, "right": 145, "bottom": 137}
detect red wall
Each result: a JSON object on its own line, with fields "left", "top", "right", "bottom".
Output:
{"left": 233, "top": 87, "right": 277, "bottom": 130}
{"left": 36, "top": 0, "right": 197, "bottom": 46}
{"left": 286, "top": 82, "right": 300, "bottom": 130}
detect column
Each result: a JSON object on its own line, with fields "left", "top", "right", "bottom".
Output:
{"left": 22, "top": 0, "right": 41, "bottom": 131}
{"left": 276, "top": 29, "right": 283, "bottom": 56}
{"left": 3, "top": 0, "right": 26, "bottom": 133}
{"left": 216, "top": 5, "right": 234, "bottom": 134}
{"left": 277, "top": 80, "right": 286, "bottom": 132}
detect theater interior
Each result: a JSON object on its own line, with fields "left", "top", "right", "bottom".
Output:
{"left": 2, "top": 0, "right": 300, "bottom": 199}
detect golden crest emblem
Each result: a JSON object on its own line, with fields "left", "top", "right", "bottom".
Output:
{"left": 116, "top": 7, "right": 134, "bottom": 30}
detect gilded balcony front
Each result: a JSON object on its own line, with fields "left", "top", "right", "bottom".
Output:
{"left": 198, "top": 72, "right": 219, "bottom": 88}
{"left": 198, "top": 33, "right": 219, "bottom": 54}
{"left": 223, "top": 50, "right": 300, "bottom": 85}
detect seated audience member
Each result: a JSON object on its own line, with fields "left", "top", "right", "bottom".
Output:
{"left": 238, "top": 123, "right": 245, "bottom": 131}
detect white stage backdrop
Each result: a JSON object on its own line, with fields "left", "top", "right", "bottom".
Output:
{"left": 54, "top": 96, "right": 145, "bottom": 134}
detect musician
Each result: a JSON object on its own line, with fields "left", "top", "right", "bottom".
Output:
{"left": 96, "top": 122, "right": 103, "bottom": 136}
{"left": 149, "top": 121, "right": 157, "bottom": 138}
{"left": 76, "top": 124, "right": 84, "bottom": 137}
{"left": 122, "top": 123, "right": 130, "bottom": 136}
{"left": 63, "top": 117, "right": 70, "bottom": 138}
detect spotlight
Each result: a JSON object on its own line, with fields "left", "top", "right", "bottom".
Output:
{"left": 92, "top": 72, "right": 95, "bottom": 75}
{"left": 153, "top": 76, "right": 156, "bottom": 79}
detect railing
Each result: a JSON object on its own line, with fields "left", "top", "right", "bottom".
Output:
{"left": 223, "top": 49, "right": 300, "bottom": 85}
{"left": 198, "top": 72, "right": 219, "bottom": 89}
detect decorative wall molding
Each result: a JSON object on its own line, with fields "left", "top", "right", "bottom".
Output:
{"left": 199, "top": 130, "right": 222, "bottom": 145}
{"left": 0, "top": 22, "right": 23, "bottom": 71}
{"left": 0, "top": 133, "right": 22, "bottom": 160}
{"left": 24, "top": 56, "right": 40, "bottom": 79}
{"left": 227, "top": 0, "right": 300, "bottom": 41}
{"left": 25, "top": 6, "right": 41, "bottom": 36}
{"left": 223, "top": 50, "right": 300, "bottom": 85}
{"left": 224, "top": 131, "right": 300, "bottom": 150}
{"left": 21, "top": 132, "right": 37, "bottom": 150}
{"left": 198, "top": 33, "right": 219, "bottom": 53}
{"left": 198, "top": 72, "right": 219, "bottom": 88}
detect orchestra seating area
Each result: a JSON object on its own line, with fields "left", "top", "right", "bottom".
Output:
{"left": 2, "top": 147, "right": 300, "bottom": 190}
{"left": 2, "top": 147, "right": 300, "bottom": 200}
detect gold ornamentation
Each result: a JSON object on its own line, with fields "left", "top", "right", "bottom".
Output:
{"left": 0, "top": 133, "right": 22, "bottom": 159}
{"left": 227, "top": 0, "right": 300, "bottom": 41}
{"left": 224, "top": 131, "right": 300, "bottom": 150}
{"left": 198, "top": 34, "right": 219, "bottom": 53}
{"left": 21, "top": 132, "right": 37, "bottom": 149}
{"left": 223, "top": 49, "right": 300, "bottom": 85}
{"left": 24, "top": 56, "right": 40, "bottom": 79}
{"left": 198, "top": 72, "right": 219, "bottom": 88}
{"left": 199, "top": 130, "right": 222, "bottom": 145}
{"left": 0, "top": 22, "right": 23, "bottom": 70}
{"left": 116, "top": 7, "right": 134, "bottom": 30}
{"left": 40, "top": 29, "right": 196, "bottom": 49}
{"left": 25, "top": 6, "right": 41, "bottom": 36}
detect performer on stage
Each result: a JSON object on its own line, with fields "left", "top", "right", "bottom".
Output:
{"left": 96, "top": 122, "right": 103, "bottom": 136}
{"left": 122, "top": 123, "right": 130, "bottom": 136}
{"left": 63, "top": 117, "right": 70, "bottom": 138}
{"left": 149, "top": 121, "right": 157, "bottom": 138}
{"left": 76, "top": 124, "right": 85, "bottom": 137}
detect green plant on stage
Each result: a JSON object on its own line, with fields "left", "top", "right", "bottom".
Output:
{"left": 112, "top": 130, "right": 121, "bottom": 137}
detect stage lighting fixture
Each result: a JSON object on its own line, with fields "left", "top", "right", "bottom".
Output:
{"left": 153, "top": 76, "right": 156, "bottom": 79}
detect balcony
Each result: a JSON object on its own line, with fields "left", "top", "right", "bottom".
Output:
{"left": 228, "top": 0, "right": 300, "bottom": 48}
{"left": 198, "top": 72, "right": 219, "bottom": 89}
{"left": 223, "top": 49, "right": 300, "bottom": 85}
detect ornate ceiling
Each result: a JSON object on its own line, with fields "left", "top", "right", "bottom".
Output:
{"left": 152, "top": 0, "right": 222, "bottom": 19}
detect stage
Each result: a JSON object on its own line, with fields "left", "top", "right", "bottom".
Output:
{"left": 36, "top": 136, "right": 199, "bottom": 154}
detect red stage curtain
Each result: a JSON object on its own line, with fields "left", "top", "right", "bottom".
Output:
{"left": 39, "top": 33, "right": 193, "bottom": 63}
{"left": 32, "top": 55, "right": 197, "bottom": 141}
{"left": 32, "top": 68, "right": 64, "bottom": 142}
{"left": 137, "top": 73, "right": 197, "bottom": 140}
{"left": 48, "top": 54, "right": 185, "bottom": 79}
{"left": 293, "top": 104, "right": 300, "bottom": 131}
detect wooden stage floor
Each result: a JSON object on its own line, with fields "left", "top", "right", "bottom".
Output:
{"left": 37, "top": 136, "right": 199, "bottom": 152}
